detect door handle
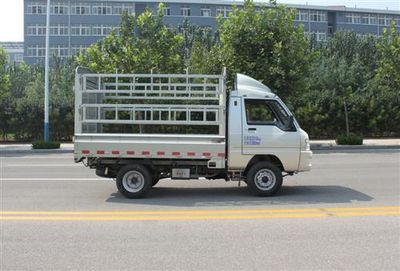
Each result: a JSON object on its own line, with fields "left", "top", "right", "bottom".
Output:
{"left": 248, "top": 128, "right": 257, "bottom": 131}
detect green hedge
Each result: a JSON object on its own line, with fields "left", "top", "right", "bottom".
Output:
{"left": 335, "top": 134, "right": 363, "bottom": 145}
{"left": 32, "top": 140, "right": 60, "bottom": 149}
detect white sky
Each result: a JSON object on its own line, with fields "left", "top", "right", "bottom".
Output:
{"left": 0, "top": 0, "right": 399, "bottom": 42}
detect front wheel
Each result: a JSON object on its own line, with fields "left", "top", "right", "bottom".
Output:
{"left": 116, "top": 164, "right": 152, "bottom": 198}
{"left": 246, "top": 162, "right": 283, "bottom": 196}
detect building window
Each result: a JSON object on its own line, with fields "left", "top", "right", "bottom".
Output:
{"left": 27, "top": 3, "right": 47, "bottom": 14}
{"left": 201, "top": 7, "right": 211, "bottom": 17}
{"left": 304, "top": 31, "right": 327, "bottom": 41}
{"left": 93, "top": 5, "right": 112, "bottom": 15}
{"left": 216, "top": 6, "right": 232, "bottom": 18}
{"left": 180, "top": 6, "right": 191, "bottom": 17}
{"left": 316, "top": 31, "right": 327, "bottom": 41}
{"left": 309, "top": 11, "right": 327, "bottom": 22}
{"left": 163, "top": 6, "right": 171, "bottom": 16}
{"left": 37, "top": 47, "right": 46, "bottom": 57}
{"left": 27, "top": 25, "right": 37, "bottom": 35}
{"left": 72, "top": 46, "right": 88, "bottom": 56}
{"left": 295, "top": 10, "right": 309, "bottom": 21}
{"left": 71, "top": 25, "right": 91, "bottom": 36}
{"left": 26, "top": 47, "right": 35, "bottom": 57}
{"left": 345, "top": 13, "right": 362, "bottom": 24}
{"left": 378, "top": 15, "right": 393, "bottom": 26}
{"left": 50, "top": 24, "right": 69, "bottom": 36}
{"left": 27, "top": 24, "right": 46, "bottom": 36}
{"left": 395, "top": 17, "right": 400, "bottom": 26}
{"left": 114, "top": 4, "right": 134, "bottom": 15}
{"left": 50, "top": 46, "right": 69, "bottom": 57}
{"left": 92, "top": 25, "right": 115, "bottom": 36}
{"left": 71, "top": 5, "right": 90, "bottom": 15}
{"left": 14, "top": 54, "right": 24, "bottom": 62}
{"left": 51, "top": 4, "right": 68, "bottom": 15}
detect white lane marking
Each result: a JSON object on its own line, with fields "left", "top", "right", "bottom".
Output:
{"left": 1, "top": 178, "right": 111, "bottom": 181}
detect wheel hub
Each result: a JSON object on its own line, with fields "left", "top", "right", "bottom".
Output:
{"left": 254, "top": 169, "right": 276, "bottom": 191}
{"left": 122, "top": 170, "right": 145, "bottom": 193}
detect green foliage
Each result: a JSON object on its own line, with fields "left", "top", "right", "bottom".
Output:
{"left": 336, "top": 134, "right": 363, "bottom": 145}
{"left": 0, "top": 47, "right": 12, "bottom": 140}
{"left": 1, "top": 1, "right": 400, "bottom": 141}
{"left": 32, "top": 140, "right": 60, "bottom": 149}
{"left": 375, "top": 23, "right": 400, "bottom": 92}
{"left": 206, "top": 0, "right": 314, "bottom": 100}
{"left": 293, "top": 30, "right": 400, "bottom": 138}
{"left": 77, "top": 5, "right": 185, "bottom": 74}
{"left": 5, "top": 59, "right": 75, "bottom": 141}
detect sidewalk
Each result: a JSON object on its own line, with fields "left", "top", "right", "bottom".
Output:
{"left": 310, "top": 139, "right": 400, "bottom": 151}
{"left": 1, "top": 139, "right": 399, "bottom": 154}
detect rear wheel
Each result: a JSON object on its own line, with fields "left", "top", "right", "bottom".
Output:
{"left": 116, "top": 164, "right": 152, "bottom": 198}
{"left": 246, "top": 162, "right": 282, "bottom": 196}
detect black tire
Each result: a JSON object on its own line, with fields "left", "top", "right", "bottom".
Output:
{"left": 246, "top": 162, "right": 283, "bottom": 196}
{"left": 116, "top": 164, "right": 152, "bottom": 198}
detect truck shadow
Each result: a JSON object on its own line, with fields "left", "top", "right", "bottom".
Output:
{"left": 105, "top": 184, "right": 373, "bottom": 207}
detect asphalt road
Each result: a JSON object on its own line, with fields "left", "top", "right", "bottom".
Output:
{"left": 1, "top": 149, "right": 399, "bottom": 270}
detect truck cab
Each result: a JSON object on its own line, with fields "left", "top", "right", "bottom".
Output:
{"left": 226, "top": 74, "right": 312, "bottom": 195}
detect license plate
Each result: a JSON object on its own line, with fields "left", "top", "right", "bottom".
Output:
{"left": 172, "top": 168, "right": 190, "bottom": 179}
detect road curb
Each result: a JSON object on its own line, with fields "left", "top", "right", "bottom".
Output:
{"left": 311, "top": 144, "right": 399, "bottom": 151}
{"left": 1, "top": 149, "right": 74, "bottom": 154}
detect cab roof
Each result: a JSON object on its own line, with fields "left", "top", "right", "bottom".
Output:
{"left": 234, "top": 73, "right": 276, "bottom": 98}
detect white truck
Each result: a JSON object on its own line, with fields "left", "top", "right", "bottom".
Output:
{"left": 74, "top": 67, "right": 312, "bottom": 198}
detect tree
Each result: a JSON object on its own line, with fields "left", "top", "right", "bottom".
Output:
{"left": 77, "top": 4, "right": 185, "bottom": 74}
{"left": 0, "top": 48, "right": 11, "bottom": 139}
{"left": 215, "top": 0, "right": 314, "bottom": 100}
{"left": 376, "top": 23, "right": 400, "bottom": 93}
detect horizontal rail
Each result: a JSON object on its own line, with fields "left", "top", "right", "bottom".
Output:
{"left": 81, "top": 120, "right": 221, "bottom": 125}
{"left": 82, "top": 104, "right": 222, "bottom": 109}
{"left": 82, "top": 73, "right": 223, "bottom": 79}
{"left": 82, "top": 96, "right": 219, "bottom": 101}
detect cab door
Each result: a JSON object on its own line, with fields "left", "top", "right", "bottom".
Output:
{"left": 241, "top": 98, "right": 300, "bottom": 171}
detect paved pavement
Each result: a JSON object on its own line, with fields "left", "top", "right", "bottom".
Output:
{"left": 1, "top": 150, "right": 399, "bottom": 270}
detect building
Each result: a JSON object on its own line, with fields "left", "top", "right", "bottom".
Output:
{"left": 0, "top": 42, "right": 24, "bottom": 63}
{"left": 24, "top": 0, "right": 400, "bottom": 65}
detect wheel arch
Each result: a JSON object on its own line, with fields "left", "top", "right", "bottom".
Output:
{"left": 244, "top": 155, "right": 284, "bottom": 175}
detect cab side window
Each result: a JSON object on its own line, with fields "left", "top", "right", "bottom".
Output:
{"left": 245, "top": 99, "right": 296, "bottom": 131}
{"left": 245, "top": 99, "right": 276, "bottom": 125}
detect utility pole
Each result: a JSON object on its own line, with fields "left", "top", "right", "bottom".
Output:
{"left": 44, "top": 0, "right": 51, "bottom": 141}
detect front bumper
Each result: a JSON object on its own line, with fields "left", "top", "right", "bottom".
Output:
{"left": 298, "top": 150, "right": 312, "bottom": 172}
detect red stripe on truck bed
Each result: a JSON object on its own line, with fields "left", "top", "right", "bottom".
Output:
{"left": 203, "top": 152, "right": 211, "bottom": 156}
{"left": 142, "top": 151, "right": 150, "bottom": 155}
{"left": 97, "top": 150, "right": 105, "bottom": 155}
{"left": 126, "top": 151, "right": 135, "bottom": 155}
{"left": 81, "top": 150, "right": 90, "bottom": 154}
{"left": 112, "top": 150, "right": 120, "bottom": 155}
{"left": 172, "top": 152, "right": 181, "bottom": 156}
